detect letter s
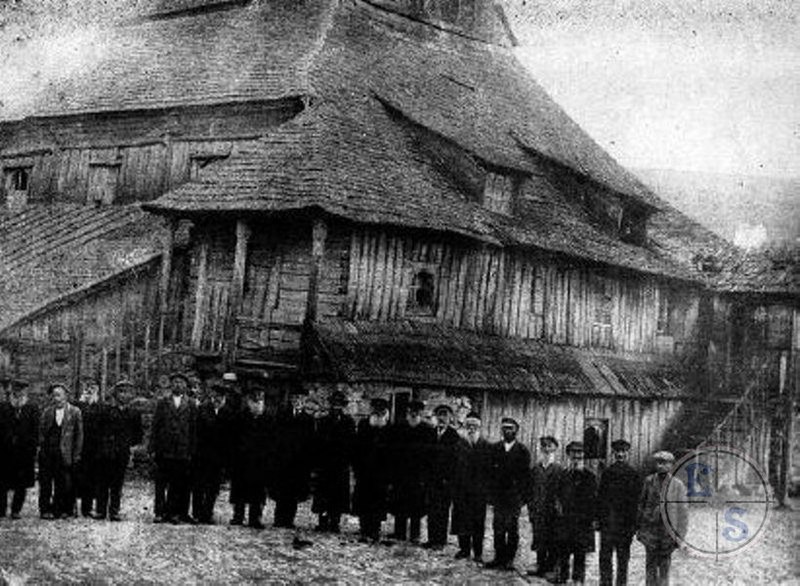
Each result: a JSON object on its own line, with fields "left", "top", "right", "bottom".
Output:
{"left": 722, "top": 507, "right": 750, "bottom": 543}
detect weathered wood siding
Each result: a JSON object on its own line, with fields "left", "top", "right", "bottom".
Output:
{"left": 0, "top": 101, "right": 300, "bottom": 206}
{"left": 345, "top": 228, "right": 702, "bottom": 357}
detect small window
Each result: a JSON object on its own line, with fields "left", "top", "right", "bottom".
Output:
{"left": 189, "top": 156, "right": 217, "bottom": 181}
{"left": 3, "top": 167, "right": 32, "bottom": 210}
{"left": 7, "top": 167, "right": 29, "bottom": 191}
{"left": 87, "top": 163, "right": 120, "bottom": 206}
{"left": 407, "top": 269, "right": 436, "bottom": 316}
{"left": 483, "top": 172, "right": 514, "bottom": 215}
{"left": 657, "top": 288, "right": 671, "bottom": 335}
{"left": 583, "top": 418, "right": 609, "bottom": 459}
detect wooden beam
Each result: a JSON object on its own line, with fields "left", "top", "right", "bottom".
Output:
{"left": 225, "top": 219, "right": 252, "bottom": 363}
{"left": 305, "top": 218, "right": 328, "bottom": 325}
{"left": 190, "top": 237, "right": 210, "bottom": 349}
{"left": 157, "top": 218, "right": 178, "bottom": 353}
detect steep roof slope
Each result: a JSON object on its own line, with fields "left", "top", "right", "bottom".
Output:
{"left": 0, "top": 205, "right": 164, "bottom": 334}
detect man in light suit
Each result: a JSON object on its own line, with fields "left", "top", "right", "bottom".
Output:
{"left": 39, "top": 383, "right": 83, "bottom": 519}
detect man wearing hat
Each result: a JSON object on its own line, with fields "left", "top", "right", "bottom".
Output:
{"left": 527, "top": 435, "right": 562, "bottom": 577}
{"left": 424, "top": 403, "right": 461, "bottom": 549}
{"left": 191, "top": 380, "right": 236, "bottom": 524}
{"left": 486, "top": 416, "right": 531, "bottom": 570}
{"left": 39, "top": 383, "right": 84, "bottom": 519}
{"left": 0, "top": 379, "right": 39, "bottom": 518}
{"left": 637, "top": 451, "right": 687, "bottom": 586}
{"left": 451, "top": 411, "right": 492, "bottom": 562}
{"left": 550, "top": 441, "right": 597, "bottom": 584}
{"left": 312, "top": 390, "right": 356, "bottom": 533}
{"left": 597, "top": 439, "right": 642, "bottom": 586}
{"left": 388, "top": 399, "right": 434, "bottom": 542}
{"left": 149, "top": 371, "right": 197, "bottom": 524}
{"left": 76, "top": 379, "right": 102, "bottom": 518}
{"left": 93, "top": 380, "right": 143, "bottom": 521}
{"left": 352, "top": 397, "right": 392, "bottom": 542}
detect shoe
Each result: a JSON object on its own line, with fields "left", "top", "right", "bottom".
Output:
{"left": 109, "top": 515, "right": 122, "bottom": 522}
{"left": 248, "top": 520, "right": 265, "bottom": 530}
{"left": 169, "top": 516, "right": 182, "bottom": 525}
{"left": 180, "top": 515, "right": 198, "bottom": 525}
{"left": 484, "top": 559, "right": 504, "bottom": 569}
{"left": 454, "top": 551, "right": 470, "bottom": 560}
{"left": 91, "top": 513, "right": 106, "bottom": 521}
{"left": 422, "top": 541, "right": 444, "bottom": 550}
{"left": 474, "top": 555, "right": 483, "bottom": 564}
{"left": 40, "top": 512, "right": 55, "bottom": 520}
{"left": 153, "top": 515, "right": 166, "bottom": 524}
{"left": 59, "top": 512, "right": 72, "bottom": 520}
{"left": 230, "top": 517, "right": 244, "bottom": 526}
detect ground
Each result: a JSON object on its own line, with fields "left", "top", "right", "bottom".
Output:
{"left": 0, "top": 482, "right": 797, "bottom": 585}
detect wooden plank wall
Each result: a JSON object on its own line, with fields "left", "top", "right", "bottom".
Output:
{"left": 346, "top": 228, "right": 700, "bottom": 356}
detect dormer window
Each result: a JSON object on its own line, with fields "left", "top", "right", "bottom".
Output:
{"left": 189, "top": 145, "right": 231, "bottom": 181}
{"left": 407, "top": 268, "right": 436, "bottom": 316}
{"left": 483, "top": 172, "right": 515, "bottom": 215}
{"left": 3, "top": 166, "right": 32, "bottom": 210}
{"left": 7, "top": 167, "right": 28, "bottom": 191}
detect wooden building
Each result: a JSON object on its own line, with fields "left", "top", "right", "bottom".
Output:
{"left": 0, "top": 0, "right": 796, "bottom": 479}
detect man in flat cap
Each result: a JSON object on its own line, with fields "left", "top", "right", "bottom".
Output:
{"left": 451, "top": 411, "right": 492, "bottom": 562}
{"left": 94, "top": 380, "right": 143, "bottom": 521}
{"left": 0, "top": 380, "right": 39, "bottom": 519}
{"left": 424, "top": 403, "right": 461, "bottom": 549}
{"left": 550, "top": 441, "right": 597, "bottom": 584}
{"left": 597, "top": 439, "right": 642, "bottom": 586}
{"left": 353, "top": 397, "right": 392, "bottom": 542}
{"left": 486, "top": 416, "right": 531, "bottom": 570}
{"left": 388, "top": 399, "right": 434, "bottom": 542}
{"left": 149, "top": 372, "right": 197, "bottom": 524}
{"left": 75, "top": 379, "right": 102, "bottom": 518}
{"left": 637, "top": 451, "right": 687, "bottom": 586}
{"left": 191, "top": 380, "right": 236, "bottom": 524}
{"left": 528, "top": 435, "right": 562, "bottom": 577}
{"left": 39, "top": 383, "right": 83, "bottom": 519}
{"left": 312, "top": 391, "right": 356, "bottom": 533}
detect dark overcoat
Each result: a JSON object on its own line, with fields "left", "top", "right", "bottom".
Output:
{"left": 597, "top": 461, "right": 641, "bottom": 540}
{"left": 193, "top": 402, "right": 236, "bottom": 485}
{"left": 95, "top": 404, "right": 143, "bottom": 462}
{"left": 489, "top": 441, "right": 531, "bottom": 510}
{"left": 552, "top": 467, "right": 598, "bottom": 553}
{"left": 528, "top": 461, "right": 562, "bottom": 549}
{"left": 352, "top": 419, "right": 391, "bottom": 519}
{"left": 311, "top": 411, "right": 355, "bottom": 515}
{"left": 450, "top": 436, "right": 492, "bottom": 535}
{"left": 389, "top": 420, "right": 435, "bottom": 518}
{"left": 229, "top": 409, "right": 272, "bottom": 505}
{"left": 268, "top": 410, "right": 314, "bottom": 504}
{"left": 39, "top": 403, "right": 83, "bottom": 466}
{"left": 149, "top": 396, "right": 196, "bottom": 462}
{"left": 0, "top": 402, "right": 39, "bottom": 488}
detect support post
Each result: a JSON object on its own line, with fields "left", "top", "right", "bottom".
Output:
{"left": 158, "top": 218, "right": 177, "bottom": 354}
{"left": 190, "top": 237, "right": 210, "bottom": 349}
{"left": 305, "top": 217, "right": 328, "bottom": 325}
{"left": 225, "top": 219, "right": 252, "bottom": 364}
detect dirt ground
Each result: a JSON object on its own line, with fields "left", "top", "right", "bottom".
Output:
{"left": 0, "top": 481, "right": 797, "bottom": 585}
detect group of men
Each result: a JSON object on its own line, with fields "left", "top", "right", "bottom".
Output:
{"left": 0, "top": 373, "right": 687, "bottom": 585}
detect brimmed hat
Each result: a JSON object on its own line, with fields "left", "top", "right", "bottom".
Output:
{"left": 434, "top": 404, "right": 453, "bottom": 416}
{"left": 9, "top": 378, "right": 29, "bottom": 392}
{"left": 565, "top": 441, "right": 585, "bottom": 454}
{"left": 111, "top": 380, "right": 135, "bottom": 391}
{"left": 407, "top": 399, "right": 425, "bottom": 413}
{"left": 652, "top": 450, "right": 675, "bottom": 463}
{"left": 370, "top": 397, "right": 390, "bottom": 413}
{"left": 611, "top": 439, "right": 631, "bottom": 452}
{"left": 464, "top": 412, "right": 482, "bottom": 425}
{"left": 169, "top": 372, "right": 190, "bottom": 385}
{"left": 500, "top": 417, "right": 519, "bottom": 429}
{"left": 539, "top": 435, "right": 559, "bottom": 448}
{"left": 47, "top": 383, "right": 70, "bottom": 395}
{"left": 208, "top": 381, "right": 229, "bottom": 395}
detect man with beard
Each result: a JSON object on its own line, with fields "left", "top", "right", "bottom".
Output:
{"left": 93, "top": 380, "right": 143, "bottom": 521}
{"left": 39, "top": 383, "right": 83, "bottom": 519}
{"left": 353, "top": 398, "right": 392, "bottom": 543}
{"left": 451, "top": 412, "right": 492, "bottom": 562}
{"left": 550, "top": 441, "right": 597, "bottom": 585}
{"left": 191, "top": 381, "right": 236, "bottom": 524}
{"left": 486, "top": 417, "right": 531, "bottom": 571}
{"left": 0, "top": 380, "right": 39, "bottom": 519}
{"left": 229, "top": 387, "right": 271, "bottom": 529}
{"left": 76, "top": 379, "right": 102, "bottom": 518}
{"left": 149, "top": 372, "right": 197, "bottom": 524}
{"left": 597, "top": 439, "right": 641, "bottom": 586}
{"left": 312, "top": 391, "right": 355, "bottom": 534}
{"left": 389, "top": 399, "right": 434, "bottom": 543}
{"left": 637, "top": 451, "right": 687, "bottom": 586}
{"left": 528, "top": 436, "right": 562, "bottom": 577}
{"left": 424, "top": 404, "right": 461, "bottom": 549}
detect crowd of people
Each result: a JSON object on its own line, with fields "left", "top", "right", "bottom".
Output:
{"left": 0, "top": 372, "right": 688, "bottom": 586}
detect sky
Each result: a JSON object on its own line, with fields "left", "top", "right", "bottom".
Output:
{"left": 507, "top": 0, "right": 800, "bottom": 178}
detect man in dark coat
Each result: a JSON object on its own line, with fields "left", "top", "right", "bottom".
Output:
{"left": 149, "top": 372, "right": 197, "bottom": 524}
{"left": 551, "top": 441, "right": 597, "bottom": 585}
{"left": 39, "top": 383, "right": 83, "bottom": 519}
{"left": 93, "top": 380, "right": 143, "bottom": 521}
{"left": 528, "top": 435, "right": 562, "bottom": 577}
{"left": 229, "top": 388, "right": 271, "bottom": 529}
{"left": 191, "top": 381, "right": 236, "bottom": 524}
{"left": 424, "top": 404, "right": 461, "bottom": 549}
{"left": 486, "top": 417, "right": 531, "bottom": 571}
{"left": 389, "top": 399, "right": 434, "bottom": 542}
{"left": 0, "top": 380, "right": 39, "bottom": 519}
{"left": 353, "top": 398, "right": 392, "bottom": 543}
{"left": 269, "top": 399, "right": 315, "bottom": 529}
{"left": 451, "top": 411, "right": 492, "bottom": 562}
{"left": 597, "top": 439, "right": 642, "bottom": 586}
{"left": 76, "top": 379, "right": 102, "bottom": 518}
{"left": 311, "top": 391, "right": 355, "bottom": 533}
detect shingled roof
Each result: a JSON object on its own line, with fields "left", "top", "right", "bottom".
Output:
{"left": 308, "top": 319, "right": 691, "bottom": 399}
{"left": 0, "top": 205, "right": 164, "bottom": 334}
